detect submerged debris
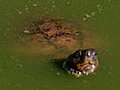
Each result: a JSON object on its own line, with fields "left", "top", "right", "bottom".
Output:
{"left": 63, "top": 49, "right": 99, "bottom": 77}
{"left": 23, "top": 18, "right": 82, "bottom": 50}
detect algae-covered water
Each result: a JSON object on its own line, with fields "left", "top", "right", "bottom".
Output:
{"left": 0, "top": 0, "right": 120, "bottom": 90}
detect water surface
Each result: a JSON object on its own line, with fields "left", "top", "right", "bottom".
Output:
{"left": 0, "top": 0, "right": 120, "bottom": 90}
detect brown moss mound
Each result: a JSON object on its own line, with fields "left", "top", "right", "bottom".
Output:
{"left": 23, "top": 18, "right": 82, "bottom": 50}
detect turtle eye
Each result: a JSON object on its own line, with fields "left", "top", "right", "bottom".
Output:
{"left": 92, "top": 50, "right": 97, "bottom": 56}
{"left": 86, "top": 51, "right": 91, "bottom": 57}
{"left": 92, "top": 52, "right": 95, "bottom": 56}
{"left": 88, "top": 52, "right": 91, "bottom": 56}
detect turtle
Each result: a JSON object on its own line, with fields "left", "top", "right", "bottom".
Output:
{"left": 63, "top": 49, "right": 99, "bottom": 77}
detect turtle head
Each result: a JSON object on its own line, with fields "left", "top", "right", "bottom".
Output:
{"left": 83, "top": 49, "right": 98, "bottom": 63}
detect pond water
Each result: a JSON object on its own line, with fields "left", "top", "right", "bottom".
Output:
{"left": 0, "top": 0, "right": 120, "bottom": 90}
